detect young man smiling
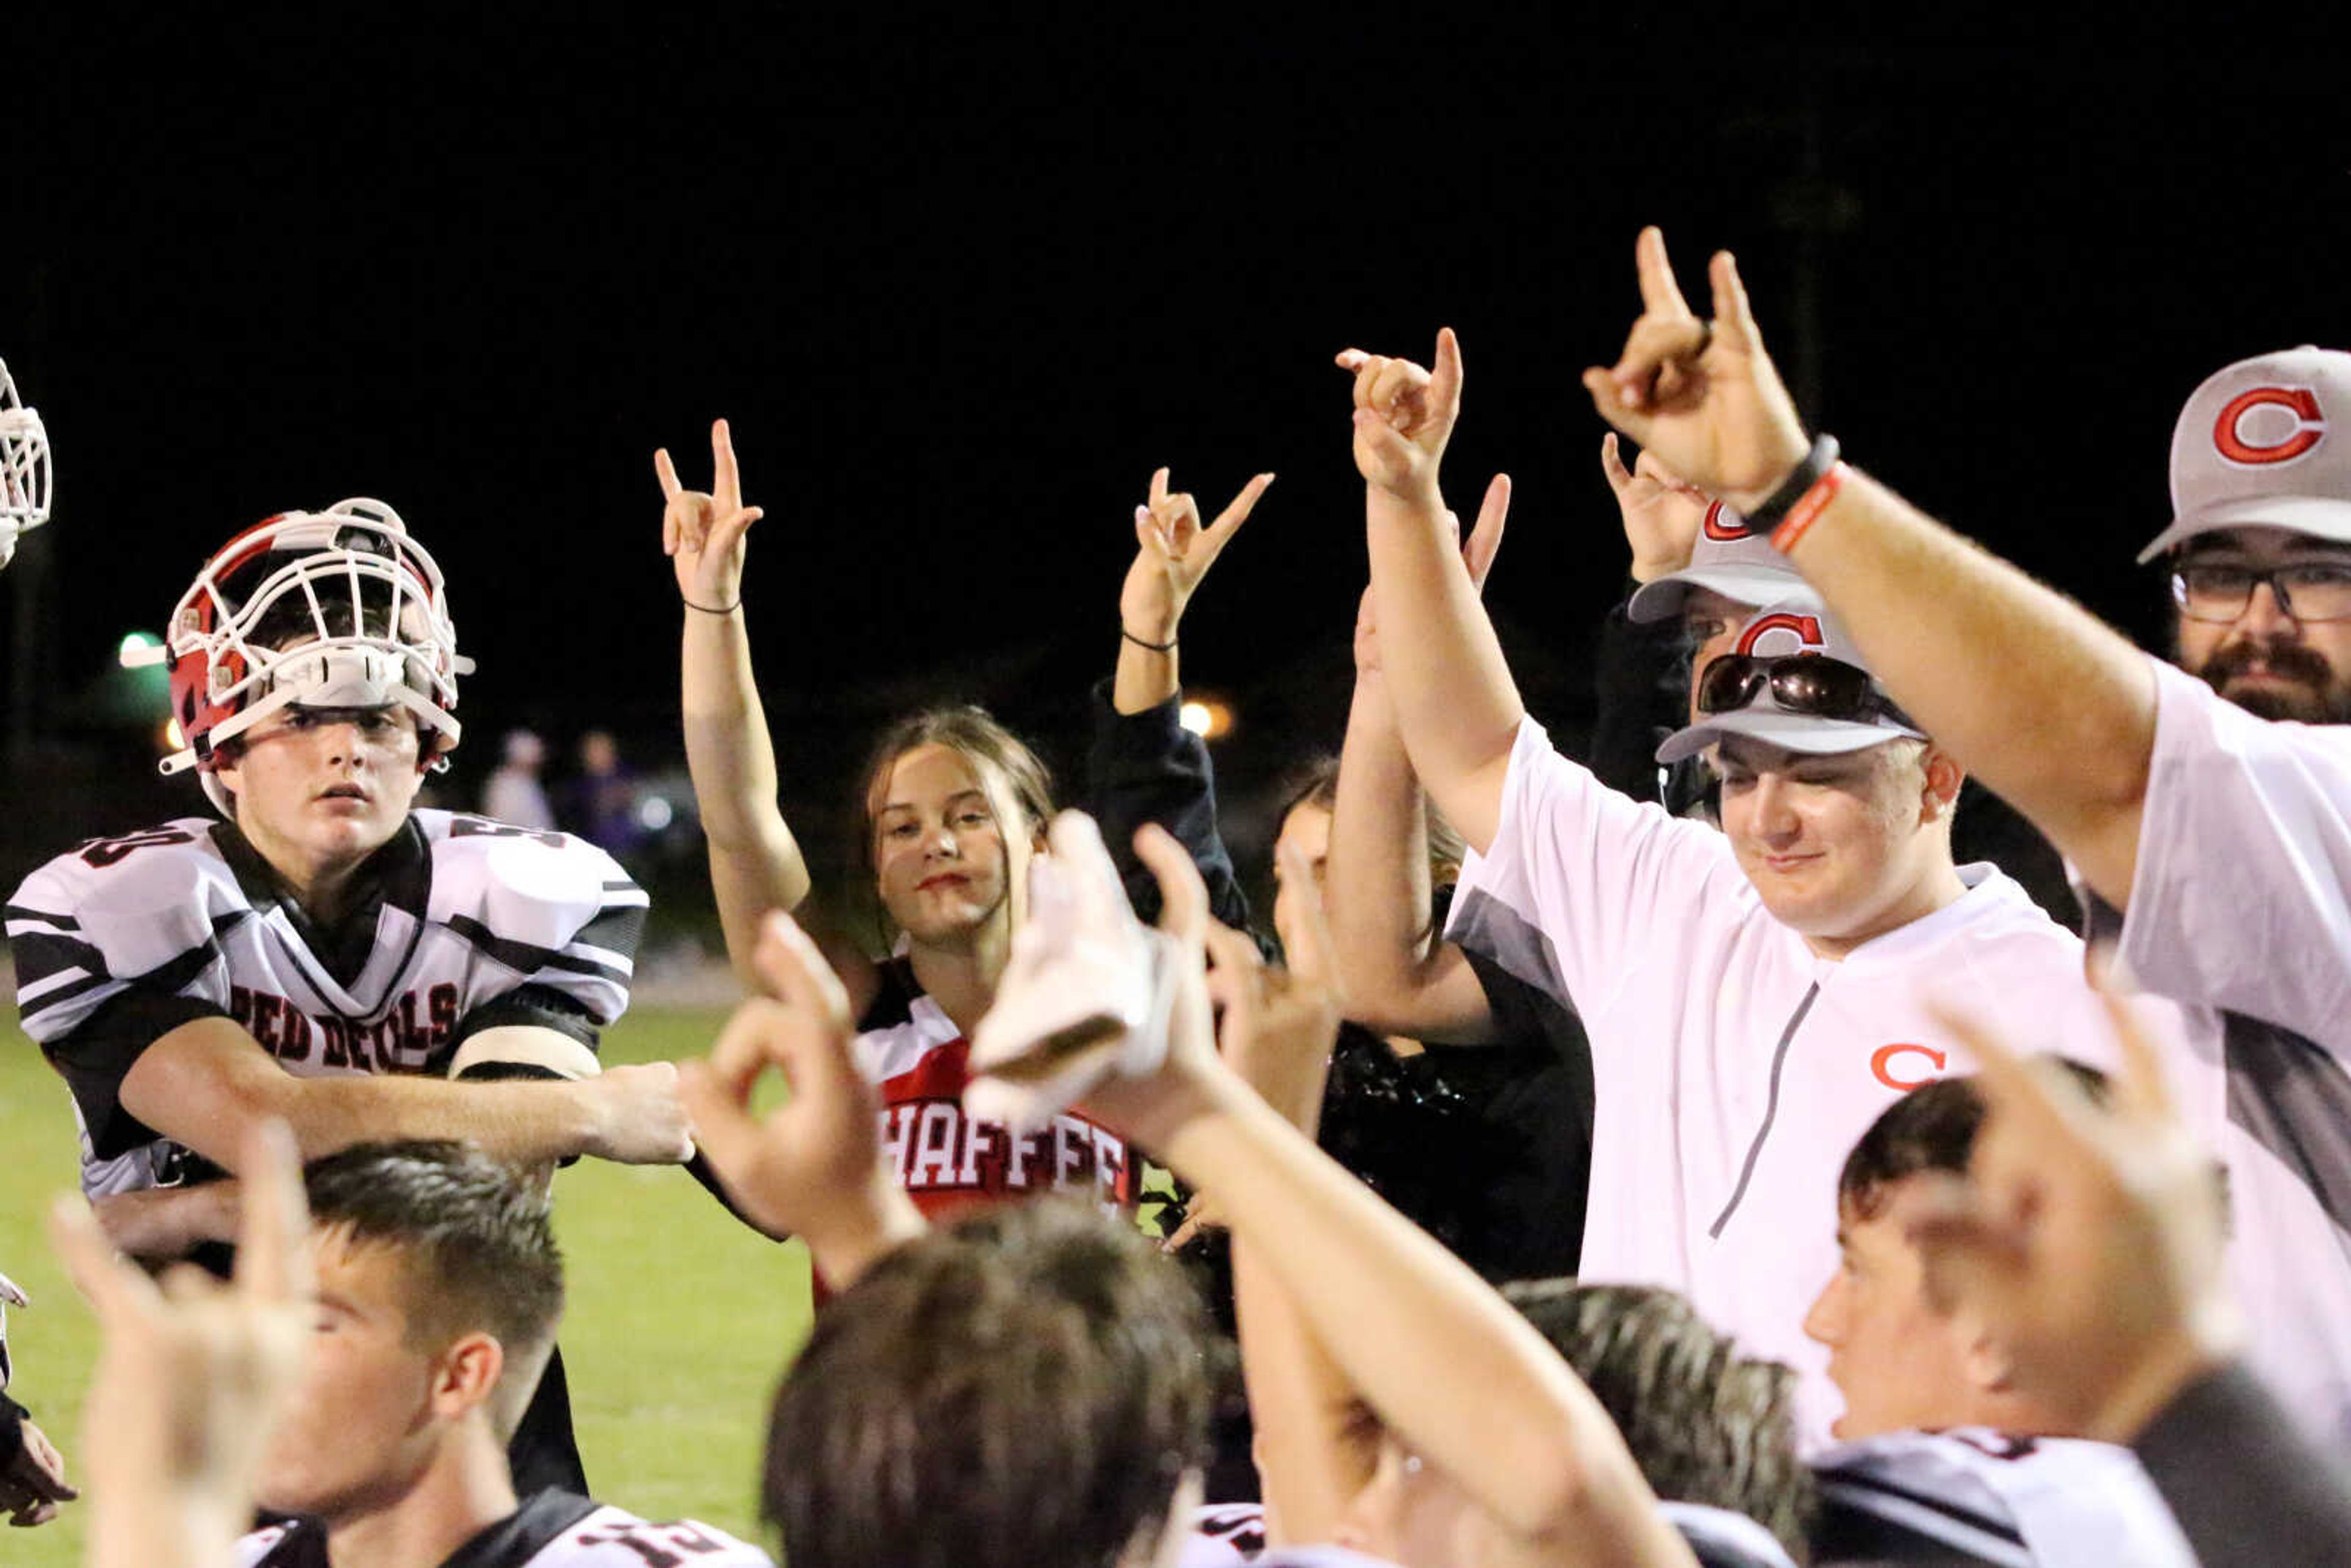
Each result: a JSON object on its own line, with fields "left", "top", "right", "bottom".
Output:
{"left": 1337, "top": 329, "right": 2139, "bottom": 1446}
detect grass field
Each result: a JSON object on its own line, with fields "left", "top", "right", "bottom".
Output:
{"left": 0, "top": 1005, "right": 809, "bottom": 1568}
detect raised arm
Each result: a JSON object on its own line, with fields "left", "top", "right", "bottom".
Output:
{"left": 661, "top": 421, "right": 876, "bottom": 1003}
{"left": 1583, "top": 227, "right": 2158, "bottom": 902}
{"left": 1092, "top": 465, "right": 1272, "bottom": 933}
{"left": 117, "top": 1019, "right": 693, "bottom": 1173}
{"left": 1087, "top": 831, "right": 1693, "bottom": 1566}
{"left": 1112, "top": 465, "right": 1273, "bottom": 715}
{"left": 1322, "top": 479, "right": 1509, "bottom": 1043}
{"left": 1339, "top": 332, "right": 1526, "bottom": 853}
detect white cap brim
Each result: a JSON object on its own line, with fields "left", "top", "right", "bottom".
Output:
{"left": 1627, "top": 563, "right": 1817, "bottom": 624}
{"left": 2137, "top": 494, "right": 2351, "bottom": 563}
{"left": 1655, "top": 707, "right": 1924, "bottom": 765}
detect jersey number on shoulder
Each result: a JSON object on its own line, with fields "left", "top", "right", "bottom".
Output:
{"left": 79, "top": 827, "right": 199, "bottom": 868}
{"left": 449, "top": 814, "right": 566, "bottom": 850}
{"left": 572, "top": 1521, "right": 732, "bottom": 1567}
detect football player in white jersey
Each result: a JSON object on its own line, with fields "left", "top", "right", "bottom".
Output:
{"left": 53, "top": 1135, "right": 770, "bottom": 1568}
{"left": 5, "top": 502, "right": 694, "bottom": 1495}
{"left": 0, "top": 354, "right": 78, "bottom": 1531}
{"left": 1798, "top": 1070, "right": 2200, "bottom": 1566}
{"left": 1334, "top": 328, "right": 2140, "bottom": 1446}
{"left": 7, "top": 503, "right": 692, "bottom": 1210}
{"left": 1578, "top": 226, "right": 2351, "bottom": 1446}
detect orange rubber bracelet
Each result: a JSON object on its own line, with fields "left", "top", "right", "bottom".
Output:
{"left": 1769, "top": 461, "right": 1848, "bottom": 554}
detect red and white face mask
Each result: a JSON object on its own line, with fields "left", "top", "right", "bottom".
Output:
{"left": 127, "top": 500, "right": 474, "bottom": 813}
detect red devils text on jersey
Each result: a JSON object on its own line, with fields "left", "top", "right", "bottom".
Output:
{"left": 234, "top": 1488, "right": 773, "bottom": 1568}
{"left": 6, "top": 811, "right": 647, "bottom": 1198}
{"left": 854, "top": 956, "right": 1133, "bottom": 1223}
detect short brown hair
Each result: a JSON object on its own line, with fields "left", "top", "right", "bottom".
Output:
{"left": 303, "top": 1140, "right": 563, "bottom": 1432}
{"left": 1504, "top": 1279, "right": 1813, "bottom": 1559}
{"left": 765, "top": 1199, "right": 1210, "bottom": 1568}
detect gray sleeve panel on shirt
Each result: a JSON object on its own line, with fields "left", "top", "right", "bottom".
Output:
{"left": 1445, "top": 884, "right": 1580, "bottom": 1021}
{"left": 2224, "top": 1009, "right": 2351, "bottom": 1246}
{"left": 2134, "top": 1362, "right": 2351, "bottom": 1568}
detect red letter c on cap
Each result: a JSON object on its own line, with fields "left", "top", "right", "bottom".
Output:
{"left": 1735, "top": 612, "right": 1824, "bottom": 656}
{"left": 1701, "top": 501, "right": 1750, "bottom": 541}
{"left": 2214, "top": 386, "right": 2325, "bottom": 465}
{"left": 1871, "top": 1042, "right": 1948, "bottom": 1092}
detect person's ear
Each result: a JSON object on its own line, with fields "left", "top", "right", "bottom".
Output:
{"left": 1959, "top": 1315, "right": 2014, "bottom": 1396}
{"left": 429, "top": 1331, "right": 508, "bottom": 1422}
{"left": 1920, "top": 746, "right": 1965, "bottom": 822}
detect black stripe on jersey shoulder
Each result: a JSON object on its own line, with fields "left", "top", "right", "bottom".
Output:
{"left": 858, "top": 955, "right": 923, "bottom": 1032}
{"left": 3, "top": 904, "right": 80, "bottom": 931}
{"left": 1814, "top": 1460, "right": 2027, "bottom": 1545}
{"left": 20, "top": 970, "right": 116, "bottom": 1023}
{"left": 573, "top": 901, "right": 647, "bottom": 964}
{"left": 445, "top": 915, "right": 628, "bottom": 984}
{"left": 11, "top": 929, "right": 114, "bottom": 987}
{"left": 441, "top": 1488, "right": 602, "bottom": 1568}
{"left": 17, "top": 908, "right": 247, "bottom": 1024}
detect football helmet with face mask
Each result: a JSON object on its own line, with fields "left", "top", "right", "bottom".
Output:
{"left": 0, "top": 358, "right": 53, "bottom": 570}
{"left": 124, "top": 500, "right": 475, "bottom": 814}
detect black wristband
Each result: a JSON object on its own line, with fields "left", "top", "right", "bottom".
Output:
{"left": 1743, "top": 433, "right": 1841, "bottom": 533}
{"left": 683, "top": 595, "right": 741, "bottom": 615}
{"left": 1121, "top": 625, "right": 1177, "bottom": 653}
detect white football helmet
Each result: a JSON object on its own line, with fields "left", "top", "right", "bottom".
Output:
{"left": 124, "top": 500, "right": 476, "bottom": 814}
{"left": 0, "top": 358, "right": 54, "bottom": 570}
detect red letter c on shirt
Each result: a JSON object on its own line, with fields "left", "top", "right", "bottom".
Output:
{"left": 1871, "top": 1042, "right": 1948, "bottom": 1092}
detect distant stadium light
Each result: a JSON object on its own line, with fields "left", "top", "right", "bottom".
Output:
{"left": 119, "top": 630, "right": 162, "bottom": 662}
{"left": 637, "top": 795, "right": 675, "bottom": 831}
{"left": 1179, "top": 697, "right": 1234, "bottom": 740}
{"left": 162, "top": 717, "right": 184, "bottom": 752}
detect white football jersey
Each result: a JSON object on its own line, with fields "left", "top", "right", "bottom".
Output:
{"left": 235, "top": 1490, "right": 772, "bottom": 1568}
{"left": 6, "top": 811, "right": 645, "bottom": 1198}
{"left": 1445, "top": 717, "right": 2154, "bottom": 1447}
{"left": 2105, "top": 658, "right": 2351, "bottom": 1447}
{"left": 1811, "top": 1428, "right": 2195, "bottom": 1567}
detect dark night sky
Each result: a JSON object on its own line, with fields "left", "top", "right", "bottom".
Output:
{"left": 6, "top": 22, "right": 2349, "bottom": 874}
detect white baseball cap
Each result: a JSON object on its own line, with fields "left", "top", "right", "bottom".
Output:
{"left": 2138, "top": 345, "right": 2351, "bottom": 562}
{"left": 1656, "top": 597, "right": 1927, "bottom": 764}
{"left": 1625, "top": 499, "right": 1812, "bottom": 623}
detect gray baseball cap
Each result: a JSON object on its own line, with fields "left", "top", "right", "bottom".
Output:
{"left": 1655, "top": 598, "right": 1927, "bottom": 764}
{"left": 2138, "top": 345, "right": 2351, "bottom": 562}
{"left": 1627, "top": 499, "right": 1813, "bottom": 623}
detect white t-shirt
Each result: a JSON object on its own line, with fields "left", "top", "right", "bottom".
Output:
{"left": 2110, "top": 656, "right": 2351, "bottom": 1445}
{"left": 1812, "top": 1428, "right": 2195, "bottom": 1567}
{"left": 1447, "top": 717, "right": 2140, "bottom": 1446}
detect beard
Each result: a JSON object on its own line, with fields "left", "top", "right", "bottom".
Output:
{"left": 2186, "top": 637, "right": 2351, "bottom": 724}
